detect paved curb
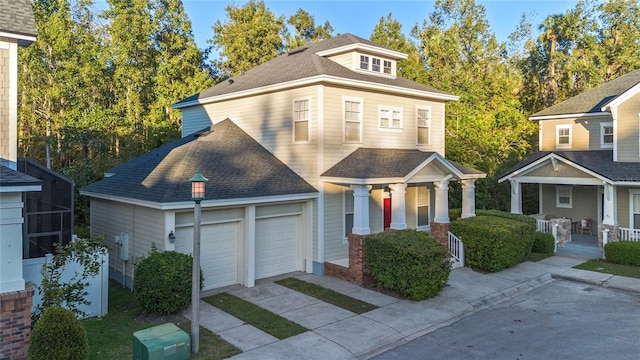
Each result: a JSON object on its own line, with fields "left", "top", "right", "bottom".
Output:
{"left": 552, "top": 272, "right": 640, "bottom": 295}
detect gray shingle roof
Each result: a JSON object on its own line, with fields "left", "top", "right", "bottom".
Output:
{"left": 0, "top": 0, "right": 37, "bottom": 40}
{"left": 81, "top": 119, "right": 317, "bottom": 203}
{"left": 321, "top": 148, "right": 484, "bottom": 179}
{"left": 0, "top": 165, "right": 41, "bottom": 187}
{"left": 174, "top": 34, "right": 453, "bottom": 107}
{"left": 530, "top": 69, "right": 640, "bottom": 118}
{"left": 500, "top": 150, "right": 640, "bottom": 182}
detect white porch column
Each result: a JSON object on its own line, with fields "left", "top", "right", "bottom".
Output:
{"left": 602, "top": 183, "right": 616, "bottom": 226}
{"left": 461, "top": 179, "right": 476, "bottom": 218}
{"left": 389, "top": 183, "right": 407, "bottom": 230}
{"left": 351, "top": 185, "right": 372, "bottom": 235}
{"left": 433, "top": 179, "right": 450, "bottom": 223}
{"left": 0, "top": 193, "right": 26, "bottom": 292}
{"left": 510, "top": 179, "right": 522, "bottom": 214}
{"left": 244, "top": 205, "right": 256, "bottom": 287}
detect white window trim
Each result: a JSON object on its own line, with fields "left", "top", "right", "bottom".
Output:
{"left": 292, "top": 97, "right": 311, "bottom": 143}
{"left": 600, "top": 121, "right": 613, "bottom": 148}
{"left": 378, "top": 105, "right": 403, "bottom": 132}
{"left": 352, "top": 52, "right": 397, "bottom": 77}
{"left": 343, "top": 189, "right": 354, "bottom": 243}
{"left": 416, "top": 105, "right": 431, "bottom": 146}
{"left": 555, "top": 124, "right": 572, "bottom": 149}
{"left": 359, "top": 55, "right": 369, "bottom": 70}
{"left": 416, "top": 186, "right": 430, "bottom": 231}
{"left": 556, "top": 186, "right": 573, "bottom": 208}
{"left": 629, "top": 190, "right": 640, "bottom": 229}
{"left": 343, "top": 96, "right": 363, "bottom": 143}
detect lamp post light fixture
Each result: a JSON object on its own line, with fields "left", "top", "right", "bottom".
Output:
{"left": 189, "top": 171, "right": 207, "bottom": 354}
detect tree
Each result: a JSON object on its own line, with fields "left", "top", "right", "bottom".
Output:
{"left": 210, "top": 0, "right": 286, "bottom": 77}
{"left": 285, "top": 8, "right": 333, "bottom": 50}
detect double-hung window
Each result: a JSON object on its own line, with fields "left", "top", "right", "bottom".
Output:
{"left": 417, "top": 186, "right": 430, "bottom": 228}
{"left": 417, "top": 106, "right": 431, "bottom": 145}
{"left": 556, "top": 125, "right": 572, "bottom": 149}
{"left": 344, "top": 189, "right": 354, "bottom": 239}
{"left": 600, "top": 122, "right": 613, "bottom": 148}
{"left": 360, "top": 55, "right": 369, "bottom": 70}
{"left": 293, "top": 98, "right": 310, "bottom": 142}
{"left": 344, "top": 97, "right": 363, "bottom": 142}
{"left": 383, "top": 60, "right": 392, "bottom": 74}
{"left": 556, "top": 186, "right": 572, "bottom": 208}
{"left": 631, "top": 191, "right": 640, "bottom": 230}
{"left": 379, "top": 106, "right": 402, "bottom": 130}
{"left": 372, "top": 58, "right": 381, "bottom": 72}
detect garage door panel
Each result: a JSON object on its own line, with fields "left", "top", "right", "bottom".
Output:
{"left": 176, "top": 222, "right": 239, "bottom": 290}
{"left": 256, "top": 216, "right": 299, "bottom": 279}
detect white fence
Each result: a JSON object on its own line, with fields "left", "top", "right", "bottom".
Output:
{"left": 536, "top": 220, "right": 551, "bottom": 233}
{"left": 23, "top": 251, "right": 109, "bottom": 318}
{"left": 447, "top": 231, "right": 465, "bottom": 268}
{"left": 618, "top": 227, "right": 640, "bottom": 241}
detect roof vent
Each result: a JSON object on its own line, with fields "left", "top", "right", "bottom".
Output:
{"left": 288, "top": 46, "right": 308, "bottom": 56}
{"left": 228, "top": 79, "right": 234, "bottom": 84}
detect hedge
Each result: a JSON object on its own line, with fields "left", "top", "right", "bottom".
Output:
{"left": 532, "top": 232, "right": 556, "bottom": 254}
{"left": 364, "top": 230, "right": 451, "bottom": 301}
{"left": 450, "top": 214, "right": 535, "bottom": 272}
{"left": 29, "top": 306, "right": 89, "bottom": 360}
{"left": 605, "top": 241, "right": 640, "bottom": 266}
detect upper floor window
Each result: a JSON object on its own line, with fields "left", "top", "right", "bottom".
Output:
{"left": 417, "top": 106, "right": 431, "bottom": 145}
{"left": 555, "top": 124, "right": 572, "bottom": 149}
{"left": 372, "top": 58, "right": 381, "bottom": 72}
{"left": 600, "top": 122, "right": 613, "bottom": 148}
{"left": 556, "top": 186, "right": 572, "bottom": 208}
{"left": 379, "top": 106, "right": 402, "bottom": 130}
{"left": 383, "top": 60, "right": 392, "bottom": 74}
{"left": 293, "top": 98, "right": 310, "bottom": 142}
{"left": 344, "top": 97, "right": 363, "bottom": 143}
{"left": 360, "top": 55, "right": 369, "bottom": 70}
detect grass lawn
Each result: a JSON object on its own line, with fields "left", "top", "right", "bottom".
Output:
{"left": 275, "top": 277, "right": 378, "bottom": 314}
{"left": 526, "top": 252, "right": 554, "bottom": 262}
{"left": 574, "top": 259, "right": 640, "bottom": 279}
{"left": 83, "top": 281, "right": 241, "bottom": 359}
{"left": 203, "top": 293, "right": 308, "bottom": 340}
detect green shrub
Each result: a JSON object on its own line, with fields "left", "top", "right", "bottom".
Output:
{"left": 605, "top": 241, "right": 640, "bottom": 266}
{"left": 449, "top": 208, "right": 462, "bottom": 220}
{"left": 29, "top": 306, "right": 88, "bottom": 360}
{"left": 364, "top": 230, "right": 451, "bottom": 301}
{"left": 451, "top": 215, "right": 535, "bottom": 272}
{"left": 532, "top": 232, "right": 555, "bottom": 254}
{"left": 134, "top": 248, "right": 203, "bottom": 315}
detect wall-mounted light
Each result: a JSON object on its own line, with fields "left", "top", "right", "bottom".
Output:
{"left": 168, "top": 231, "right": 176, "bottom": 243}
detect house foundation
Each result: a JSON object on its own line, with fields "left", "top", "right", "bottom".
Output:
{"left": 0, "top": 285, "right": 34, "bottom": 359}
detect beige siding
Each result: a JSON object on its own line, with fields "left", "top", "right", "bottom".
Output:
{"left": 0, "top": 46, "right": 9, "bottom": 160}
{"left": 527, "top": 161, "right": 593, "bottom": 178}
{"left": 323, "top": 183, "right": 348, "bottom": 261}
{"left": 90, "top": 200, "right": 164, "bottom": 284}
{"left": 188, "top": 87, "right": 319, "bottom": 186}
{"left": 327, "top": 53, "right": 353, "bottom": 68}
{"left": 617, "top": 188, "right": 631, "bottom": 228}
{"left": 540, "top": 184, "right": 598, "bottom": 221}
{"left": 538, "top": 116, "right": 612, "bottom": 151}
{"left": 181, "top": 106, "right": 211, "bottom": 137}
{"left": 615, "top": 92, "right": 640, "bottom": 162}
{"left": 175, "top": 207, "right": 244, "bottom": 227}
{"left": 322, "top": 85, "right": 446, "bottom": 171}
{"left": 256, "top": 203, "right": 303, "bottom": 218}
{"left": 369, "top": 188, "right": 384, "bottom": 234}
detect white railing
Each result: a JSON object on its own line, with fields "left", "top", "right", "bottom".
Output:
{"left": 536, "top": 220, "right": 551, "bottom": 233}
{"left": 618, "top": 227, "right": 640, "bottom": 241}
{"left": 447, "top": 231, "right": 464, "bottom": 268}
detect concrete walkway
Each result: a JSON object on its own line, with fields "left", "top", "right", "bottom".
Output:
{"left": 182, "top": 255, "right": 640, "bottom": 359}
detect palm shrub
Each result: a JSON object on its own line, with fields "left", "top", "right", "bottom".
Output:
{"left": 29, "top": 306, "right": 88, "bottom": 360}
{"left": 364, "top": 230, "right": 451, "bottom": 301}
{"left": 134, "top": 247, "right": 203, "bottom": 315}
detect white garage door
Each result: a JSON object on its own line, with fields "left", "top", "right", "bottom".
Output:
{"left": 175, "top": 222, "right": 239, "bottom": 290}
{"left": 255, "top": 215, "right": 299, "bottom": 279}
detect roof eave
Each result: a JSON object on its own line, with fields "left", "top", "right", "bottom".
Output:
{"left": 315, "top": 43, "right": 408, "bottom": 60}
{"left": 601, "top": 81, "right": 640, "bottom": 111}
{"left": 528, "top": 112, "right": 611, "bottom": 121}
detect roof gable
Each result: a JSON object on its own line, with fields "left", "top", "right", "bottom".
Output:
{"left": 530, "top": 69, "right": 640, "bottom": 119}
{"left": 81, "top": 119, "right": 317, "bottom": 204}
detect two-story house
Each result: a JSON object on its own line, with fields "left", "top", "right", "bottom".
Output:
{"left": 499, "top": 68, "right": 640, "bottom": 251}
{"left": 81, "top": 34, "right": 485, "bottom": 292}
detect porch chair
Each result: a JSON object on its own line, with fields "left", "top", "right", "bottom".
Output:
{"left": 579, "top": 218, "right": 592, "bottom": 235}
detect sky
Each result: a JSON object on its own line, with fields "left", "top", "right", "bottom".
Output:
{"left": 178, "top": 0, "right": 582, "bottom": 54}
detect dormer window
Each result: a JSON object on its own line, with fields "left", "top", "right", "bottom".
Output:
{"left": 360, "top": 55, "right": 369, "bottom": 70}
{"left": 601, "top": 122, "right": 613, "bottom": 148}
{"left": 372, "top": 58, "right": 381, "bottom": 72}
{"left": 384, "top": 60, "right": 392, "bottom": 74}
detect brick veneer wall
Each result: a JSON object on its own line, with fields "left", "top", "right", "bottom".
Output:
{"left": 430, "top": 222, "right": 451, "bottom": 247}
{"left": 0, "top": 285, "right": 34, "bottom": 360}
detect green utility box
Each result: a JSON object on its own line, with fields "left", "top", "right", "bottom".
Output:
{"left": 133, "top": 323, "right": 190, "bottom": 360}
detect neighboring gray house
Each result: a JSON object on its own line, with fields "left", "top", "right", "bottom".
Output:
{"left": 82, "top": 34, "right": 485, "bottom": 291}
{"left": 500, "top": 69, "right": 640, "bottom": 250}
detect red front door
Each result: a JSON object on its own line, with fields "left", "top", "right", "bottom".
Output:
{"left": 384, "top": 197, "right": 391, "bottom": 230}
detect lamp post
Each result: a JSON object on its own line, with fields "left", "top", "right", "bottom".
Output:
{"left": 190, "top": 171, "right": 207, "bottom": 354}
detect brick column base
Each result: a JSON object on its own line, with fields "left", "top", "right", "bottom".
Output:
{"left": 1, "top": 285, "right": 34, "bottom": 360}
{"left": 598, "top": 224, "right": 618, "bottom": 252}
{"left": 347, "top": 233, "right": 375, "bottom": 287}
{"left": 430, "top": 222, "right": 451, "bottom": 247}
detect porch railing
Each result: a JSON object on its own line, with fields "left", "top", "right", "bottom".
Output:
{"left": 536, "top": 219, "right": 551, "bottom": 233}
{"left": 447, "top": 231, "right": 464, "bottom": 268}
{"left": 618, "top": 227, "right": 640, "bottom": 241}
